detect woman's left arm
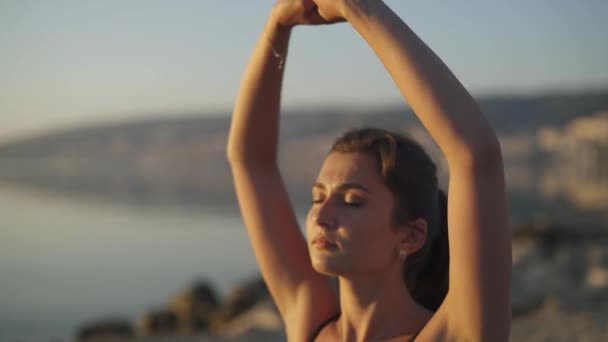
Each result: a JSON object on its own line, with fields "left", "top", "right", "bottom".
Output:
{"left": 316, "top": 0, "right": 512, "bottom": 340}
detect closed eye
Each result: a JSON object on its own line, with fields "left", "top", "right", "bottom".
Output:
{"left": 343, "top": 192, "right": 366, "bottom": 207}
{"left": 311, "top": 194, "right": 325, "bottom": 204}
{"left": 343, "top": 200, "right": 363, "bottom": 207}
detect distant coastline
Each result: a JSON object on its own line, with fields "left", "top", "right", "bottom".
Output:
{"left": 0, "top": 90, "right": 607, "bottom": 222}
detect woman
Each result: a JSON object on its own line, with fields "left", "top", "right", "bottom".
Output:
{"left": 227, "top": 0, "right": 511, "bottom": 341}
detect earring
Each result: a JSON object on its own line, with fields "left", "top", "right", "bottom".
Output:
{"left": 399, "top": 249, "right": 408, "bottom": 262}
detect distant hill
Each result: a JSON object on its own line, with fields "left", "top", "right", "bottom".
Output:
{"left": 476, "top": 91, "right": 608, "bottom": 133}
{"left": 0, "top": 90, "right": 606, "bottom": 211}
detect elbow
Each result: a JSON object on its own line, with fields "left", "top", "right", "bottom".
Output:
{"left": 450, "top": 135, "right": 503, "bottom": 171}
{"left": 225, "top": 127, "right": 250, "bottom": 164}
{"left": 226, "top": 140, "right": 249, "bottom": 166}
{"left": 226, "top": 144, "right": 277, "bottom": 167}
{"left": 225, "top": 140, "right": 238, "bottom": 164}
{"left": 474, "top": 136, "right": 503, "bottom": 168}
{"left": 226, "top": 143, "right": 239, "bottom": 164}
{"left": 226, "top": 147, "right": 249, "bottom": 166}
{"left": 226, "top": 138, "right": 252, "bottom": 165}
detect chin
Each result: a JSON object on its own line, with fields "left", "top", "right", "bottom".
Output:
{"left": 312, "top": 264, "right": 341, "bottom": 277}
{"left": 310, "top": 249, "right": 346, "bottom": 276}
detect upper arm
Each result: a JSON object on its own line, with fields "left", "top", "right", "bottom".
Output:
{"left": 229, "top": 161, "right": 340, "bottom": 338}
{"left": 440, "top": 144, "right": 512, "bottom": 340}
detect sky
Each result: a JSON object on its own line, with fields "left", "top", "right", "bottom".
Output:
{"left": 1, "top": 0, "right": 607, "bottom": 141}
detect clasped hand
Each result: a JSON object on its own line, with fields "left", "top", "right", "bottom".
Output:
{"left": 271, "top": 0, "right": 360, "bottom": 28}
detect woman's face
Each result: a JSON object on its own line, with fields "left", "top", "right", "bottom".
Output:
{"left": 306, "top": 152, "right": 404, "bottom": 276}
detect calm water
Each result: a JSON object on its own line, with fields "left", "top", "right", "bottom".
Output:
{"left": 0, "top": 184, "right": 262, "bottom": 341}
{"left": 1, "top": 171, "right": 607, "bottom": 341}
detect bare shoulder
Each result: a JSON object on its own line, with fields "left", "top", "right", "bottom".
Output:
{"left": 228, "top": 163, "right": 340, "bottom": 340}
{"left": 311, "top": 317, "right": 340, "bottom": 342}
{"left": 285, "top": 283, "right": 339, "bottom": 341}
{"left": 414, "top": 300, "right": 453, "bottom": 341}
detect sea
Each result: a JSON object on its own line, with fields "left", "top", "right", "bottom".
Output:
{"left": 1, "top": 170, "right": 607, "bottom": 341}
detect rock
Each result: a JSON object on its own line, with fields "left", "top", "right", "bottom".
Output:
{"left": 512, "top": 236, "right": 537, "bottom": 264}
{"left": 76, "top": 318, "right": 133, "bottom": 341}
{"left": 511, "top": 233, "right": 596, "bottom": 318}
{"left": 513, "top": 219, "right": 608, "bottom": 243}
{"left": 511, "top": 296, "right": 608, "bottom": 341}
{"left": 228, "top": 328, "right": 286, "bottom": 341}
{"left": 216, "top": 299, "right": 282, "bottom": 338}
{"left": 214, "top": 276, "right": 269, "bottom": 326}
{"left": 511, "top": 218, "right": 608, "bottom": 327}
{"left": 168, "top": 279, "right": 221, "bottom": 333}
{"left": 586, "top": 266, "right": 608, "bottom": 289}
{"left": 136, "top": 307, "right": 179, "bottom": 336}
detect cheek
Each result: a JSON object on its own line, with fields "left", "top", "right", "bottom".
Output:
{"left": 304, "top": 208, "right": 316, "bottom": 238}
{"left": 350, "top": 203, "right": 390, "bottom": 226}
{"left": 344, "top": 205, "right": 393, "bottom": 243}
{"left": 337, "top": 209, "right": 372, "bottom": 242}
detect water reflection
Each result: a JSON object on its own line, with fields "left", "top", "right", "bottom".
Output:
{"left": 0, "top": 185, "right": 258, "bottom": 340}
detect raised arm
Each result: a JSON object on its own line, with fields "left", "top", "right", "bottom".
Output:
{"left": 314, "top": 1, "right": 511, "bottom": 340}
{"left": 226, "top": 2, "right": 340, "bottom": 339}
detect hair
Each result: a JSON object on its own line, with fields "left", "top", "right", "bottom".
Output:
{"left": 329, "top": 127, "right": 449, "bottom": 311}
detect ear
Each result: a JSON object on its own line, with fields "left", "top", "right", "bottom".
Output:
{"left": 397, "top": 218, "right": 428, "bottom": 255}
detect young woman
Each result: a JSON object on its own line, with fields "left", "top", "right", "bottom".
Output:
{"left": 227, "top": 0, "right": 511, "bottom": 341}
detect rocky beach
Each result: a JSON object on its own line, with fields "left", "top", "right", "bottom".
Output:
{"left": 74, "top": 220, "right": 608, "bottom": 341}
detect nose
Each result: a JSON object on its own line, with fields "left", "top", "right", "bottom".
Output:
{"left": 312, "top": 198, "right": 338, "bottom": 230}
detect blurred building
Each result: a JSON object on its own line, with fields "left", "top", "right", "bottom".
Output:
{"left": 536, "top": 111, "right": 608, "bottom": 210}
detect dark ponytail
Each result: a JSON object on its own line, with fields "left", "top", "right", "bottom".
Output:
{"left": 407, "top": 189, "right": 449, "bottom": 311}
{"left": 330, "top": 128, "right": 450, "bottom": 312}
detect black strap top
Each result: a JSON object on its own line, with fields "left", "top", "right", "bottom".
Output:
{"left": 307, "top": 313, "right": 420, "bottom": 341}
{"left": 308, "top": 312, "right": 341, "bottom": 342}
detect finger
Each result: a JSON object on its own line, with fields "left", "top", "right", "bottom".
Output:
{"left": 326, "top": 17, "right": 347, "bottom": 24}
{"left": 302, "top": 0, "right": 316, "bottom": 11}
{"left": 305, "top": 12, "right": 330, "bottom": 25}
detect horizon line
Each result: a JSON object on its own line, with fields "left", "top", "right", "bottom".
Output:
{"left": 1, "top": 86, "right": 607, "bottom": 146}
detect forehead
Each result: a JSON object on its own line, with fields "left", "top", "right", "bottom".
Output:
{"left": 316, "top": 152, "right": 383, "bottom": 187}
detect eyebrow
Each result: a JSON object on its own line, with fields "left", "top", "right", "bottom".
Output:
{"left": 312, "top": 182, "right": 370, "bottom": 193}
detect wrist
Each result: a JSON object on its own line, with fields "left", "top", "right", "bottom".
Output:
{"left": 264, "top": 14, "right": 292, "bottom": 70}
{"left": 267, "top": 9, "right": 294, "bottom": 38}
{"left": 265, "top": 14, "right": 292, "bottom": 44}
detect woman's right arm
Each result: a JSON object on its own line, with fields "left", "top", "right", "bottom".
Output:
{"left": 313, "top": 1, "right": 510, "bottom": 339}
{"left": 226, "top": 4, "right": 339, "bottom": 339}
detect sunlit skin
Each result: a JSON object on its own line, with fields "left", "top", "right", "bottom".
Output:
{"left": 306, "top": 152, "right": 425, "bottom": 277}
{"left": 306, "top": 151, "right": 434, "bottom": 340}
{"left": 227, "top": 0, "right": 511, "bottom": 340}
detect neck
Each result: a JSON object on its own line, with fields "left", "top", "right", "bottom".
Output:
{"left": 336, "top": 265, "right": 431, "bottom": 341}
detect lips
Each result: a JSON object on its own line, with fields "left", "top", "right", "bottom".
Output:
{"left": 312, "top": 235, "right": 337, "bottom": 249}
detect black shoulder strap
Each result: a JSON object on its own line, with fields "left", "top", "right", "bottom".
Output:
{"left": 308, "top": 312, "right": 341, "bottom": 342}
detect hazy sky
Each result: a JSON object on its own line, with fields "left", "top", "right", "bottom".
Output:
{"left": 1, "top": 0, "right": 607, "bottom": 141}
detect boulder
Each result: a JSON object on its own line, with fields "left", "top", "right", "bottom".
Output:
{"left": 136, "top": 307, "right": 179, "bottom": 336}
{"left": 215, "top": 299, "right": 283, "bottom": 338}
{"left": 214, "top": 276, "right": 269, "bottom": 326}
{"left": 168, "top": 279, "right": 221, "bottom": 333}
{"left": 76, "top": 318, "right": 133, "bottom": 341}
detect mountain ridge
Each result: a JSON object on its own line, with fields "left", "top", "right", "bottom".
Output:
{"left": 1, "top": 90, "right": 607, "bottom": 154}
{"left": 0, "top": 90, "right": 606, "bottom": 214}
